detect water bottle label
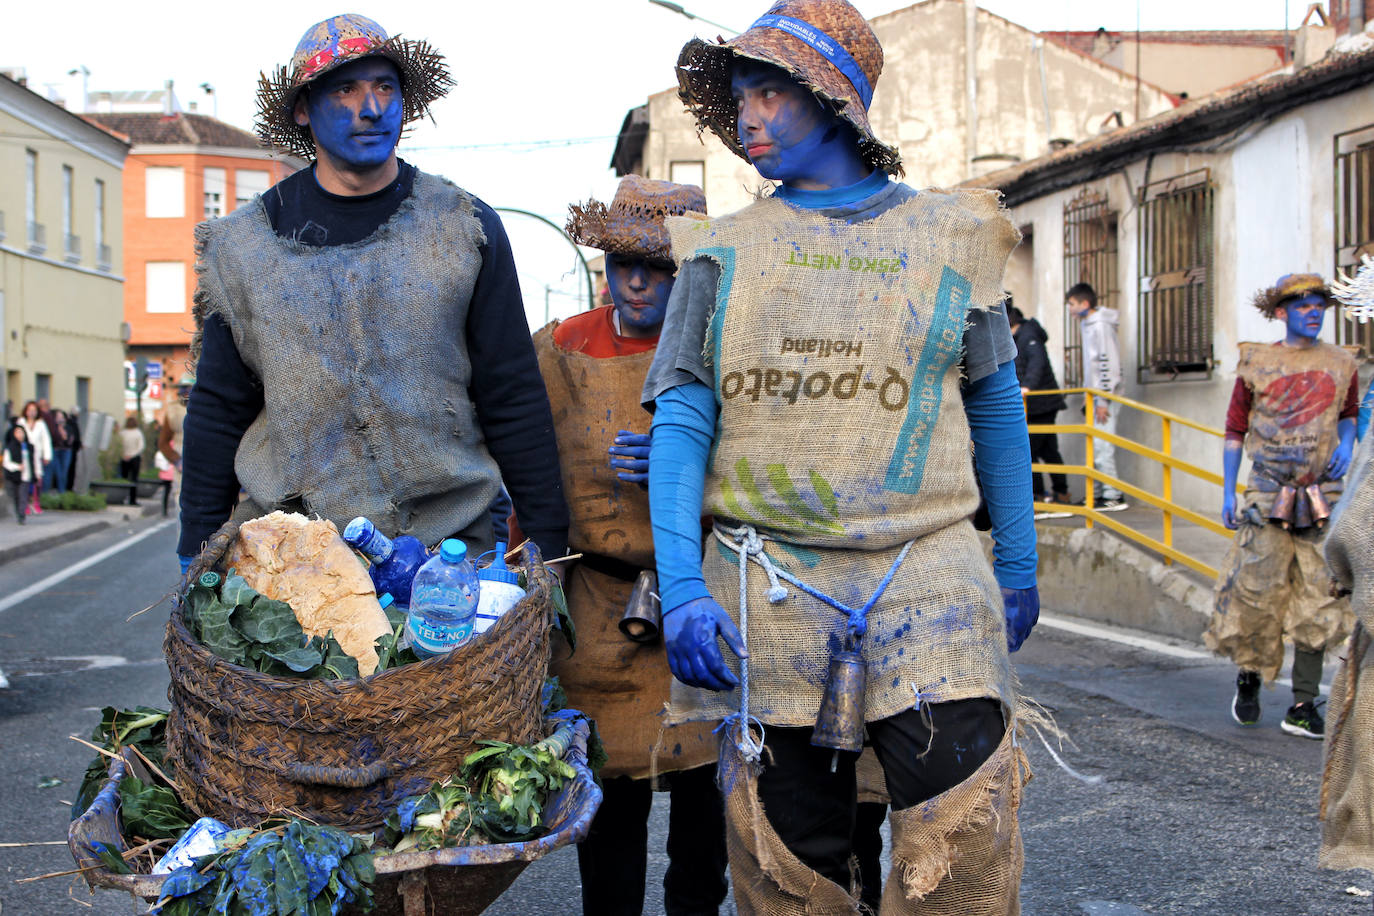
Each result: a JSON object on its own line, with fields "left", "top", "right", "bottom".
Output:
{"left": 406, "top": 615, "right": 473, "bottom": 655}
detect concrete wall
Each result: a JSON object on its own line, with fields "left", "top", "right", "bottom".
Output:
{"left": 1003, "top": 86, "right": 1374, "bottom": 513}
{"left": 638, "top": 0, "right": 1176, "bottom": 215}
{"left": 0, "top": 83, "right": 127, "bottom": 418}
{"left": 1102, "top": 40, "right": 1284, "bottom": 99}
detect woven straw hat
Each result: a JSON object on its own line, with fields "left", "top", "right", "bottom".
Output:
{"left": 256, "top": 14, "right": 452, "bottom": 160}
{"left": 675, "top": 0, "right": 899, "bottom": 177}
{"left": 567, "top": 175, "right": 707, "bottom": 261}
{"left": 1252, "top": 273, "right": 1333, "bottom": 318}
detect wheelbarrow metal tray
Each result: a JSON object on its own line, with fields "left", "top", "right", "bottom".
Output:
{"left": 68, "top": 718, "right": 602, "bottom": 916}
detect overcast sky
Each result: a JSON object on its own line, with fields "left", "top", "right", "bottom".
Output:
{"left": 4, "top": 1, "right": 1312, "bottom": 327}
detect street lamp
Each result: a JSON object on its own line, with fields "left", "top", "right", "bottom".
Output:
{"left": 493, "top": 207, "right": 596, "bottom": 316}
{"left": 199, "top": 83, "right": 218, "bottom": 119}
{"left": 647, "top": 0, "right": 739, "bottom": 35}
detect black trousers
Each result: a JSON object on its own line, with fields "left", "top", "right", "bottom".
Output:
{"left": 576, "top": 764, "right": 728, "bottom": 916}
{"left": 755, "top": 698, "right": 1005, "bottom": 891}
{"left": 5, "top": 478, "right": 25, "bottom": 520}
{"left": 119, "top": 456, "right": 141, "bottom": 503}
{"left": 1027, "top": 411, "right": 1069, "bottom": 498}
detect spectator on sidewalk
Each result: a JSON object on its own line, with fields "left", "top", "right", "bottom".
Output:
{"left": 3, "top": 422, "right": 36, "bottom": 524}
{"left": 19, "top": 401, "right": 50, "bottom": 515}
{"left": 119, "top": 415, "right": 146, "bottom": 506}
{"left": 64, "top": 407, "right": 83, "bottom": 493}
{"left": 1066, "top": 282, "right": 1128, "bottom": 511}
{"left": 1009, "top": 304, "right": 1071, "bottom": 505}
{"left": 44, "top": 409, "right": 73, "bottom": 494}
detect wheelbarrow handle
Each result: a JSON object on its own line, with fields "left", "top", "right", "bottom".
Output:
{"left": 286, "top": 760, "right": 391, "bottom": 788}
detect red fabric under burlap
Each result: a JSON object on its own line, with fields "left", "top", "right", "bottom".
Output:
{"left": 717, "top": 720, "right": 1028, "bottom": 915}
{"left": 534, "top": 322, "right": 656, "bottom": 568}
{"left": 550, "top": 562, "right": 718, "bottom": 780}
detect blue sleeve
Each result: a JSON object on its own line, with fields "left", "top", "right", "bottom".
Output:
{"left": 649, "top": 382, "right": 717, "bottom": 611}
{"left": 962, "top": 360, "right": 1037, "bottom": 589}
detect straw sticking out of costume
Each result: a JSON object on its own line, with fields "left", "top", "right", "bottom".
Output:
{"left": 1333, "top": 254, "right": 1374, "bottom": 322}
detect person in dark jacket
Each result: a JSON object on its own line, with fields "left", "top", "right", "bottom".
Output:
{"left": 1009, "top": 305, "right": 1071, "bottom": 503}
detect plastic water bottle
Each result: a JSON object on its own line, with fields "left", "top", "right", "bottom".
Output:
{"left": 406, "top": 539, "right": 479, "bottom": 658}
{"left": 343, "top": 517, "right": 429, "bottom": 609}
{"left": 475, "top": 542, "right": 526, "bottom": 635}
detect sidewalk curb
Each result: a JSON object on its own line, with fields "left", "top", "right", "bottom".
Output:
{"left": 981, "top": 524, "right": 1213, "bottom": 643}
{"left": 0, "top": 504, "right": 167, "bottom": 567}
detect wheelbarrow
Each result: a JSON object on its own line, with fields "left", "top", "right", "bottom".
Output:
{"left": 68, "top": 716, "right": 602, "bottom": 915}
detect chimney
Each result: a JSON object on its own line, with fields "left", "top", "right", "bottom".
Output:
{"left": 163, "top": 79, "right": 175, "bottom": 116}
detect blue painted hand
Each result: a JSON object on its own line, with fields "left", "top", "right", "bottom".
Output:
{"left": 1002, "top": 585, "right": 1040, "bottom": 653}
{"left": 1221, "top": 490, "right": 1238, "bottom": 530}
{"left": 663, "top": 596, "right": 749, "bottom": 691}
{"left": 608, "top": 429, "right": 652, "bottom": 485}
{"left": 1327, "top": 419, "right": 1357, "bottom": 480}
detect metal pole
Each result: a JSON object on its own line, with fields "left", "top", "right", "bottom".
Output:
{"left": 494, "top": 207, "right": 596, "bottom": 313}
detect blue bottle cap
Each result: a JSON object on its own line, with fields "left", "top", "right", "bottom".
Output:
{"left": 342, "top": 517, "right": 373, "bottom": 544}
{"left": 478, "top": 540, "right": 520, "bottom": 585}
{"left": 438, "top": 539, "right": 468, "bottom": 563}
{"left": 378, "top": 593, "right": 395, "bottom": 610}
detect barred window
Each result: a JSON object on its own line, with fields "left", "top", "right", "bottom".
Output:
{"left": 1062, "top": 189, "right": 1119, "bottom": 387}
{"left": 1334, "top": 123, "right": 1374, "bottom": 359}
{"left": 1137, "top": 169, "right": 1214, "bottom": 382}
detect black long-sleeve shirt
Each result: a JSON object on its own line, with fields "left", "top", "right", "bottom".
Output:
{"left": 178, "top": 161, "right": 568, "bottom": 559}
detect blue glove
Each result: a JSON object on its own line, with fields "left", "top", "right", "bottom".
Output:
{"left": 1221, "top": 490, "right": 1239, "bottom": 530}
{"left": 609, "top": 429, "right": 651, "bottom": 485}
{"left": 179, "top": 554, "right": 194, "bottom": 576}
{"left": 1221, "top": 441, "right": 1243, "bottom": 530}
{"left": 1002, "top": 585, "right": 1039, "bottom": 653}
{"left": 1327, "top": 418, "right": 1357, "bottom": 481}
{"left": 663, "top": 596, "right": 748, "bottom": 691}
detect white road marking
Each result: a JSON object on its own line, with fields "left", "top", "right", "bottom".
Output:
{"left": 0, "top": 519, "right": 176, "bottom": 615}
{"left": 1038, "top": 612, "right": 1332, "bottom": 695}
{"left": 1037, "top": 613, "right": 1212, "bottom": 660}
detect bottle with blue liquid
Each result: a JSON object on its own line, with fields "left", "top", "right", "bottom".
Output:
{"left": 343, "top": 517, "right": 429, "bottom": 609}
{"left": 406, "top": 539, "right": 479, "bottom": 658}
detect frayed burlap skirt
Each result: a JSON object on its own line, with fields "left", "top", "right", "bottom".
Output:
{"left": 719, "top": 722, "right": 1029, "bottom": 915}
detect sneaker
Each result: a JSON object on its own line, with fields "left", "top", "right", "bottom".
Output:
{"left": 1050, "top": 492, "right": 1081, "bottom": 506}
{"left": 1034, "top": 509, "right": 1073, "bottom": 520}
{"left": 1098, "top": 499, "right": 1129, "bottom": 512}
{"left": 1281, "top": 701, "right": 1325, "bottom": 739}
{"left": 1232, "top": 671, "right": 1261, "bottom": 725}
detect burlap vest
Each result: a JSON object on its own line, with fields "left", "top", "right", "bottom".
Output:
{"left": 192, "top": 171, "right": 500, "bottom": 546}
{"left": 1237, "top": 341, "right": 1356, "bottom": 504}
{"left": 664, "top": 190, "right": 1019, "bottom": 727}
{"left": 532, "top": 323, "right": 655, "bottom": 567}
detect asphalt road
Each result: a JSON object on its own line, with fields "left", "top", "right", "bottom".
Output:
{"left": 0, "top": 515, "right": 1368, "bottom": 915}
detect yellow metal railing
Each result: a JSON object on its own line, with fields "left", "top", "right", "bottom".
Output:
{"left": 1024, "top": 387, "right": 1241, "bottom": 579}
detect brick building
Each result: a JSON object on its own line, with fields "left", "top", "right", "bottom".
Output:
{"left": 85, "top": 110, "right": 303, "bottom": 416}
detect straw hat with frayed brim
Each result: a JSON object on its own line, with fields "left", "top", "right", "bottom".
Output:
{"left": 1252, "top": 273, "right": 1334, "bottom": 318}
{"left": 567, "top": 175, "right": 707, "bottom": 262}
{"left": 255, "top": 14, "right": 453, "bottom": 160}
{"left": 675, "top": 0, "right": 901, "bottom": 177}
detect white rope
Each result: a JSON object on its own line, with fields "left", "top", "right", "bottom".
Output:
{"left": 718, "top": 523, "right": 767, "bottom": 762}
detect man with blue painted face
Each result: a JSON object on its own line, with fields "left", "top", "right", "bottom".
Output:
{"left": 642, "top": 1, "right": 1038, "bottom": 911}
{"left": 531, "top": 176, "right": 727, "bottom": 916}
{"left": 177, "top": 15, "right": 567, "bottom": 570}
{"left": 1209, "top": 274, "right": 1358, "bottom": 740}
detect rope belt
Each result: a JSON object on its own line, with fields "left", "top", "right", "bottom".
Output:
{"left": 711, "top": 522, "right": 914, "bottom": 762}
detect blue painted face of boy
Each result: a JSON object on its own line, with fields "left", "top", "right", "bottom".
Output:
{"left": 1278, "top": 293, "right": 1327, "bottom": 345}
{"left": 295, "top": 57, "right": 403, "bottom": 174}
{"left": 606, "top": 253, "right": 676, "bottom": 338}
{"left": 730, "top": 60, "right": 870, "bottom": 191}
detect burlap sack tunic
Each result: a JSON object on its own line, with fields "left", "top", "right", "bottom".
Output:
{"left": 191, "top": 171, "right": 502, "bottom": 548}
{"left": 666, "top": 192, "right": 1028, "bottom": 915}
{"left": 534, "top": 324, "right": 717, "bottom": 780}
{"left": 1321, "top": 433, "right": 1374, "bottom": 871}
{"left": 664, "top": 192, "right": 1018, "bottom": 728}
{"left": 1208, "top": 342, "right": 1357, "bottom": 678}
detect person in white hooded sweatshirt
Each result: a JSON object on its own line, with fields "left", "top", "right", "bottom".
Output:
{"left": 1066, "top": 282, "right": 1128, "bottom": 510}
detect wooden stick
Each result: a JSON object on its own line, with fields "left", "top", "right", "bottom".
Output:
{"left": 503, "top": 539, "right": 530, "bottom": 562}
{"left": 14, "top": 840, "right": 157, "bottom": 883}
{"left": 68, "top": 736, "right": 117, "bottom": 760}
{"left": 543, "top": 553, "right": 583, "bottom": 566}
{"left": 128, "top": 745, "right": 181, "bottom": 797}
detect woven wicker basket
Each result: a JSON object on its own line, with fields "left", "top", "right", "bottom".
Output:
{"left": 165, "top": 521, "right": 555, "bottom": 829}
